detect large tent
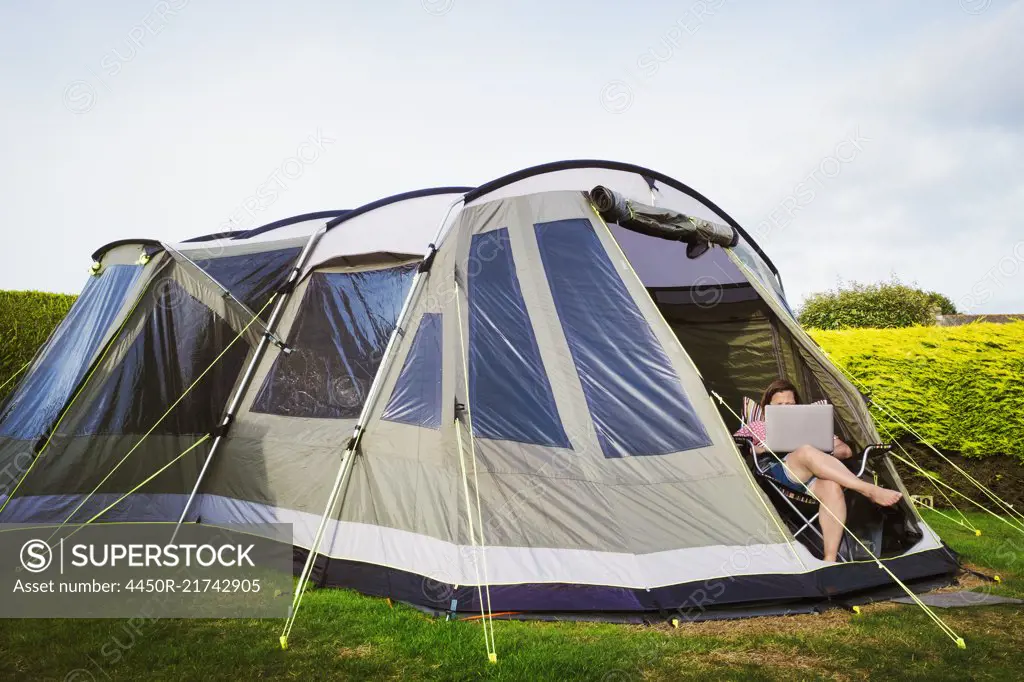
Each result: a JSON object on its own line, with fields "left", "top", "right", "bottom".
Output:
{"left": 0, "top": 160, "right": 957, "bottom": 619}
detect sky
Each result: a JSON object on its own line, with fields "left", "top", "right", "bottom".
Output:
{"left": 1, "top": 0, "right": 1021, "bottom": 314}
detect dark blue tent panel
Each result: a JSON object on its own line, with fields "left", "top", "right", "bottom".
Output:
{"left": 468, "top": 229, "right": 570, "bottom": 448}
{"left": 73, "top": 279, "right": 249, "bottom": 436}
{"left": 0, "top": 265, "right": 143, "bottom": 440}
{"left": 381, "top": 313, "right": 443, "bottom": 429}
{"left": 191, "top": 248, "right": 301, "bottom": 315}
{"left": 251, "top": 264, "right": 417, "bottom": 419}
{"left": 535, "top": 218, "right": 712, "bottom": 458}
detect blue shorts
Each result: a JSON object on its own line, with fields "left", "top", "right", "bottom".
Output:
{"left": 765, "top": 455, "right": 817, "bottom": 494}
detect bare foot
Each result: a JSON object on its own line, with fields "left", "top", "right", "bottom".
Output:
{"left": 864, "top": 485, "right": 902, "bottom": 507}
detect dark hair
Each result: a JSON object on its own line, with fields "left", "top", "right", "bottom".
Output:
{"left": 760, "top": 379, "right": 801, "bottom": 410}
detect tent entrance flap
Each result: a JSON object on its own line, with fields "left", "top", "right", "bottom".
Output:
{"left": 650, "top": 286, "right": 925, "bottom": 561}
{"left": 589, "top": 185, "right": 738, "bottom": 258}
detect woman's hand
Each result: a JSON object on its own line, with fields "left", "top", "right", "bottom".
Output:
{"left": 832, "top": 436, "right": 853, "bottom": 460}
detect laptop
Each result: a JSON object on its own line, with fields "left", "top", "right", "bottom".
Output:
{"left": 764, "top": 404, "right": 834, "bottom": 453}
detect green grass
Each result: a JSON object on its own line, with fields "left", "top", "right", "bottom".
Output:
{"left": 0, "top": 511, "right": 1021, "bottom": 681}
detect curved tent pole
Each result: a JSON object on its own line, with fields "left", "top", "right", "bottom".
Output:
{"left": 280, "top": 195, "right": 466, "bottom": 649}
{"left": 170, "top": 223, "right": 328, "bottom": 542}
{"left": 159, "top": 241, "right": 275, "bottom": 341}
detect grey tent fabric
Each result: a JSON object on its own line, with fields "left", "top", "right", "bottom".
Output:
{"left": 0, "top": 250, "right": 263, "bottom": 524}
{"left": 892, "top": 592, "right": 1023, "bottom": 608}
{"left": 0, "top": 165, "right": 956, "bottom": 616}
{"left": 305, "top": 191, "right": 802, "bottom": 585}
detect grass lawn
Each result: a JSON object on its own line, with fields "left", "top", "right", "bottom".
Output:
{"left": 0, "top": 510, "right": 1021, "bottom": 681}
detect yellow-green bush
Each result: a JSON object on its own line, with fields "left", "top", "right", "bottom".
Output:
{"left": 0, "top": 290, "right": 77, "bottom": 402}
{"left": 811, "top": 322, "right": 1024, "bottom": 459}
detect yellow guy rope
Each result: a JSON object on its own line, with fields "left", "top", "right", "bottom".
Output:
{"left": 0, "top": 360, "right": 32, "bottom": 396}
{"left": 0, "top": 286, "right": 151, "bottom": 519}
{"left": 61, "top": 434, "right": 211, "bottom": 541}
{"left": 871, "top": 421, "right": 979, "bottom": 533}
{"left": 888, "top": 449, "right": 1024, "bottom": 536}
{"left": 865, "top": 396, "right": 1024, "bottom": 527}
{"left": 454, "top": 419, "right": 496, "bottom": 660}
{"left": 712, "top": 393, "right": 966, "bottom": 649}
{"left": 453, "top": 287, "right": 498, "bottom": 664}
{"left": 47, "top": 294, "right": 276, "bottom": 541}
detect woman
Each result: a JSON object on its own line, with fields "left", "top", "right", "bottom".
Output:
{"left": 737, "top": 379, "right": 902, "bottom": 563}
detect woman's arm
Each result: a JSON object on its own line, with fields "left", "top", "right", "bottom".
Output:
{"left": 832, "top": 436, "right": 853, "bottom": 460}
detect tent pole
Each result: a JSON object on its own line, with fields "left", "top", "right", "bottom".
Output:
{"left": 282, "top": 197, "right": 465, "bottom": 647}
{"left": 283, "top": 265, "right": 428, "bottom": 642}
{"left": 171, "top": 225, "right": 327, "bottom": 541}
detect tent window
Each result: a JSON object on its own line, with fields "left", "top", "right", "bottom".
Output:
{"left": 535, "top": 218, "right": 712, "bottom": 458}
{"left": 192, "top": 247, "right": 301, "bottom": 316}
{"left": 468, "top": 228, "right": 570, "bottom": 448}
{"left": 74, "top": 279, "right": 249, "bottom": 436}
{"left": 381, "top": 313, "right": 443, "bottom": 429}
{"left": 731, "top": 240, "right": 795, "bottom": 317}
{"left": 0, "top": 264, "right": 143, "bottom": 440}
{"left": 251, "top": 264, "right": 417, "bottom": 419}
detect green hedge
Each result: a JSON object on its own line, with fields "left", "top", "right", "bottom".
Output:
{"left": 811, "top": 322, "right": 1024, "bottom": 460}
{"left": 0, "top": 290, "right": 77, "bottom": 403}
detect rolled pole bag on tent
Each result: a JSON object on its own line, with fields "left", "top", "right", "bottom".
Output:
{"left": 589, "top": 185, "right": 738, "bottom": 259}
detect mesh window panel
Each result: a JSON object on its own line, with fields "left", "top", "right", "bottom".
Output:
{"left": 192, "top": 247, "right": 301, "bottom": 315}
{"left": 0, "top": 265, "right": 143, "bottom": 440}
{"left": 731, "top": 240, "right": 794, "bottom": 317}
{"left": 535, "top": 218, "right": 712, "bottom": 458}
{"left": 467, "top": 228, "right": 570, "bottom": 448}
{"left": 250, "top": 264, "right": 417, "bottom": 419}
{"left": 380, "top": 313, "right": 443, "bottom": 429}
{"left": 73, "top": 279, "right": 250, "bottom": 436}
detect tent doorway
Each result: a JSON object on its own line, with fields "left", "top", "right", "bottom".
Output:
{"left": 648, "top": 282, "right": 925, "bottom": 560}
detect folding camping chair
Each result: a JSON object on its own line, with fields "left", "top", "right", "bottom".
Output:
{"left": 735, "top": 436, "right": 893, "bottom": 561}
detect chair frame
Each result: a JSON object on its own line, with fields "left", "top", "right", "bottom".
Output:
{"left": 735, "top": 436, "right": 893, "bottom": 562}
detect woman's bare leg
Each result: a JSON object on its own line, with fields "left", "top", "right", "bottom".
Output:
{"left": 783, "top": 446, "right": 902, "bottom": 507}
{"left": 812, "top": 479, "right": 846, "bottom": 562}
